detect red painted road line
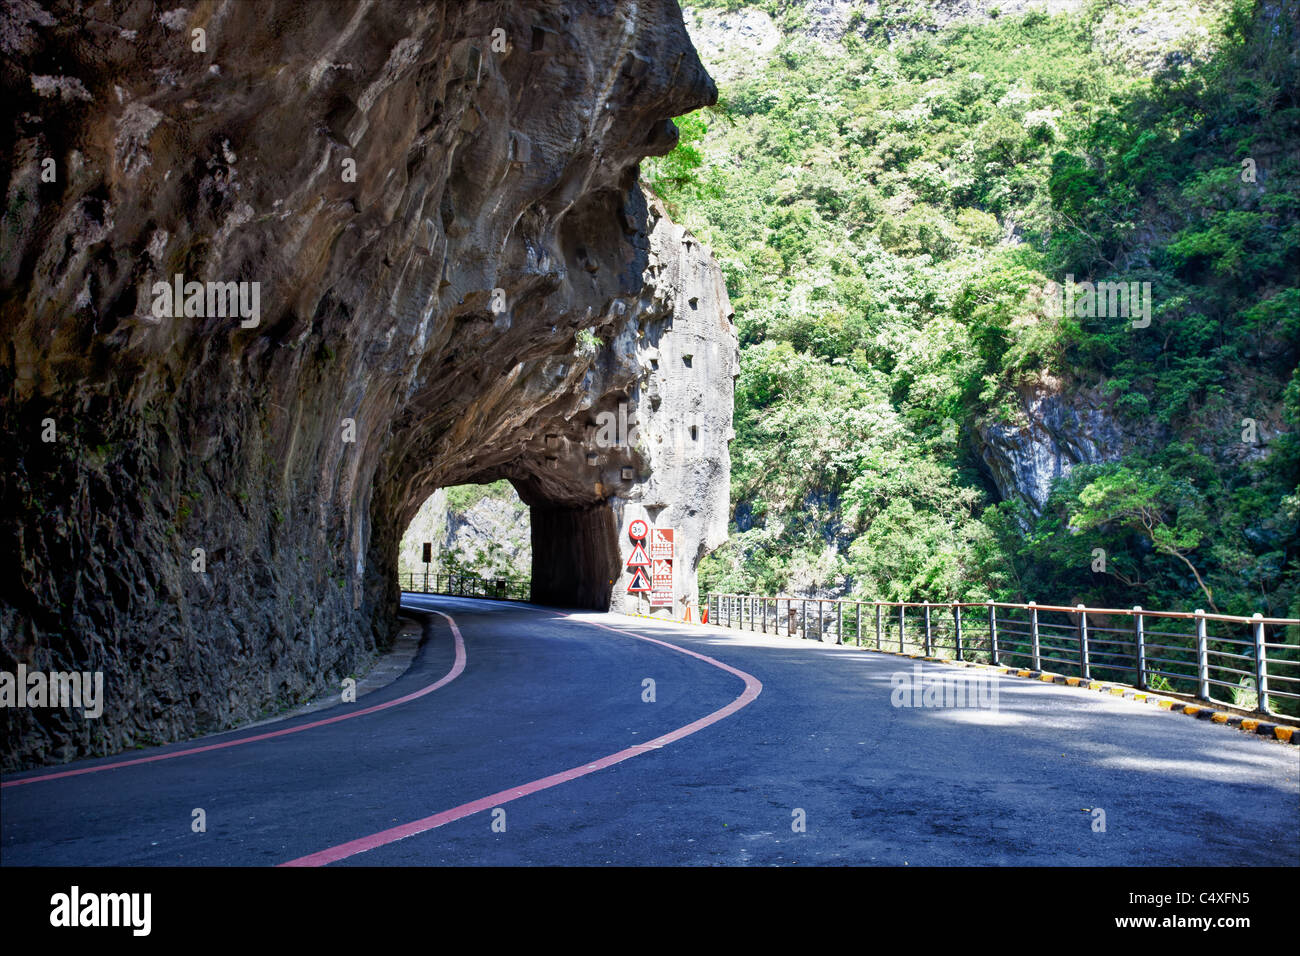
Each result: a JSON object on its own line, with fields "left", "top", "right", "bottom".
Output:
{"left": 279, "top": 614, "right": 762, "bottom": 866}
{"left": 0, "top": 608, "right": 467, "bottom": 789}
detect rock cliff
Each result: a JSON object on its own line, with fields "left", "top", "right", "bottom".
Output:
{"left": 0, "top": 0, "right": 735, "bottom": 768}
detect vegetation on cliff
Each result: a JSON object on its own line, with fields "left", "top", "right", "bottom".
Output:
{"left": 649, "top": 0, "right": 1298, "bottom": 632}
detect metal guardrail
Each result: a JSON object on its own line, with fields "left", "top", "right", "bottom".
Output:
{"left": 707, "top": 594, "right": 1300, "bottom": 719}
{"left": 403, "top": 571, "right": 529, "bottom": 602}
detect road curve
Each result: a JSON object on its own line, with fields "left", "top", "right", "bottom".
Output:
{"left": 2, "top": 596, "right": 1296, "bottom": 865}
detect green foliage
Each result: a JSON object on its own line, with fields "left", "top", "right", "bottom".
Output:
{"left": 444, "top": 479, "right": 516, "bottom": 513}
{"left": 678, "top": 0, "right": 1298, "bottom": 627}
{"left": 642, "top": 108, "right": 725, "bottom": 218}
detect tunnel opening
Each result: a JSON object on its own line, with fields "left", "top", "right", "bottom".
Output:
{"left": 397, "top": 480, "right": 532, "bottom": 593}
{"left": 394, "top": 476, "right": 622, "bottom": 611}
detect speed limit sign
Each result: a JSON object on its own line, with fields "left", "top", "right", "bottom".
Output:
{"left": 628, "top": 519, "right": 649, "bottom": 540}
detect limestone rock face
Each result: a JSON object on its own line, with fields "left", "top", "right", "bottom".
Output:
{"left": 682, "top": 5, "right": 781, "bottom": 83}
{"left": 0, "top": 0, "right": 732, "bottom": 769}
{"left": 607, "top": 200, "right": 737, "bottom": 618}
{"left": 975, "top": 374, "right": 1286, "bottom": 518}
{"left": 975, "top": 382, "right": 1129, "bottom": 516}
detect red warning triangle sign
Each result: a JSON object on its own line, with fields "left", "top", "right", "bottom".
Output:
{"left": 626, "top": 542, "right": 650, "bottom": 568}
{"left": 626, "top": 566, "right": 651, "bottom": 592}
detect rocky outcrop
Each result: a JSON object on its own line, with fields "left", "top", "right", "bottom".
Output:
{"left": 0, "top": 0, "right": 734, "bottom": 769}
{"left": 682, "top": 5, "right": 781, "bottom": 83}
{"left": 606, "top": 200, "right": 737, "bottom": 617}
{"left": 687, "top": 0, "right": 1229, "bottom": 74}
{"left": 976, "top": 371, "right": 1288, "bottom": 517}
{"left": 974, "top": 380, "right": 1130, "bottom": 515}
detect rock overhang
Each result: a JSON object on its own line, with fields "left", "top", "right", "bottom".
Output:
{"left": 0, "top": 0, "right": 734, "bottom": 768}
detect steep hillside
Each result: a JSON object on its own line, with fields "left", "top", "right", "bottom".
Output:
{"left": 654, "top": 0, "right": 1299, "bottom": 624}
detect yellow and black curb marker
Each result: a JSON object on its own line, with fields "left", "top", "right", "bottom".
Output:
{"left": 673, "top": 616, "right": 1299, "bottom": 746}
{"left": 986, "top": 665, "right": 1298, "bottom": 745}
{"left": 936, "top": 655, "right": 1296, "bottom": 745}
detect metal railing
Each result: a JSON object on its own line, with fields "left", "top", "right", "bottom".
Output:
{"left": 403, "top": 571, "right": 529, "bottom": 602}
{"left": 706, "top": 594, "right": 1300, "bottom": 720}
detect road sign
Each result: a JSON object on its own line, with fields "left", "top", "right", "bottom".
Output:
{"left": 422, "top": 542, "right": 432, "bottom": 563}
{"left": 628, "top": 519, "right": 649, "bottom": 540}
{"left": 649, "top": 527, "right": 673, "bottom": 560}
{"left": 650, "top": 557, "right": 673, "bottom": 607}
{"left": 626, "top": 566, "right": 651, "bottom": 592}
{"left": 626, "top": 542, "right": 650, "bottom": 568}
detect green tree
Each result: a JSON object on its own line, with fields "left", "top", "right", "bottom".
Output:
{"left": 1069, "top": 465, "right": 1218, "bottom": 612}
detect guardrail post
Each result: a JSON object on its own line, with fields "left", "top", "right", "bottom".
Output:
{"left": 1078, "top": 604, "right": 1090, "bottom": 680}
{"left": 1252, "top": 613, "right": 1268, "bottom": 714}
{"left": 1195, "top": 609, "right": 1209, "bottom": 701}
{"left": 923, "top": 602, "right": 932, "bottom": 656}
{"left": 953, "top": 604, "right": 963, "bottom": 660}
{"left": 788, "top": 601, "right": 795, "bottom": 636}
{"left": 875, "top": 604, "right": 882, "bottom": 649}
{"left": 988, "top": 601, "right": 998, "bottom": 666}
{"left": 898, "top": 604, "right": 905, "bottom": 653}
{"left": 856, "top": 602, "right": 862, "bottom": 647}
{"left": 837, "top": 602, "right": 843, "bottom": 645}
{"left": 801, "top": 600, "right": 808, "bottom": 640}
{"left": 1134, "top": 606, "right": 1146, "bottom": 689}
{"left": 1029, "top": 601, "right": 1040, "bottom": 671}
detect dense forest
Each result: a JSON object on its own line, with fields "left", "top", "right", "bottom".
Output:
{"left": 645, "top": 0, "right": 1299, "bottom": 628}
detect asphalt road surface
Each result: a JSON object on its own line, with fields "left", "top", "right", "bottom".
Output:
{"left": 3, "top": 596, "right": 1297, "bottom": 865}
